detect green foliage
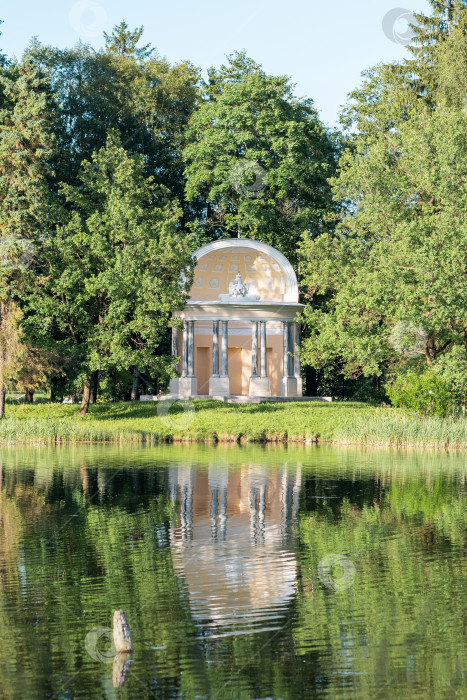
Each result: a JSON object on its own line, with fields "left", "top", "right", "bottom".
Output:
{"left": 25, "top": 26, "right": 199, "bottom": 201}
{"left": 1, "top": 12, "right": 466, "bottom": 406}
{"left": 0, "top": 300, "right": 24, "bottom": 400}
{"left": 0, "top": 62, "right": 55, "bottom": 295}
{"left": 98, "top": 367, "right": 134, "bottom": 402}
{"left": 434, "top": 344, "right": 467, "bottom": 408}
{"left": 183, "top": 52, "right": 339, "bottom": 262}
{"left": 387, "top": 368, "right": 456, "bottom": 416}
{"left": 103, "top": 20, "right": 154, "bottom": 59}
{"left": 25, "top": 131, "right": 195, "bottom": 383}
{"left": 300, "top": 3, "right": 467, "bottom": 386}
{"left": 0, "top": 20, "right": 7, "bottom": 71}
{"left": 14, "top": 345, "right": 66, "bottom": 395}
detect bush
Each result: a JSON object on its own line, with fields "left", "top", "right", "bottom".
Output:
{"left": 434, "top": 346, "right": 467, "bottom": 411}
{"left": 387, "top": 369, "right": 456, "bottom": 417}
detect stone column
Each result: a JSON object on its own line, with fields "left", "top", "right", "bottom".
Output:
{"left": 294, "top": 322, "right": 303, "bottom": 395}
{"left": 251, "top": 321, "right": 259, "bottom": 378}
{"left": 249, "top": 320, "right": 270, "bottom": 397}
{"left": 212, "top": 321, "right": 220, "bottom": 377}
{"left": 221, "top": 321, "right": 229, "bottom": 377}
{"left": 171, "top": 326, "right": 179, "bottom": 363}
{"left": 182, "top": 322, "right": 188, "bottom": 377}
{"left": 280, "top": 320, "right": 298, "bottom": 397}
{"left": 260, "top": 321, "right": 267, "bottom": 378}
{"left": 179, "top": 320, "right": 197, "bottom": 398}
{"left": 209, "top": 320, "right": 230, "bottom": 396}
{"left": 188, "top": 320, "right": 195, "bottom": 376}
{"left": 282, "top": 321, "right": 289, "bottom": 378}
{"left": 288, "top": 322, "right": 294, "bottom": 377}
{"left": 169, "top": 326, "right": 181, "bottom": 396}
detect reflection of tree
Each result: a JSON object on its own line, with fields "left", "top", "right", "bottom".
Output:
{"left": 0, "top": 447, "right": 464, "bottom": 699}
{"left": 296, "top": 490, "right": 466, "bottom": 699}
{"left": 0, "top": 473, "right": 61, "bottom": 699}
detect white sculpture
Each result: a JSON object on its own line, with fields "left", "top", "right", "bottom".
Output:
{"left": 229, "top": 273, "right": 249, "bottom": 297}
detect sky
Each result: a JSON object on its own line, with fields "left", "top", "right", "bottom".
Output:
{"left": 1, "top": 0, "right": 431, "bottom": 128}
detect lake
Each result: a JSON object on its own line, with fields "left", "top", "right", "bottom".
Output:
{"left": 0, "top": 444, "right": 465, "bottom": 699}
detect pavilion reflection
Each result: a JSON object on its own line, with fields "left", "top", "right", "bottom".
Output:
{"left": 168, "top": 462, "right": 301, "bottom": 636}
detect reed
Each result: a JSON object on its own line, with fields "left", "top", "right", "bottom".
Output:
{"left": 1, "top": 400, "right": 466, "bottom": 449}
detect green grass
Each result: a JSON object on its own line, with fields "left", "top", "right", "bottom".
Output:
{"left": 1, "top": 399, "right": 467, "bottom": 449}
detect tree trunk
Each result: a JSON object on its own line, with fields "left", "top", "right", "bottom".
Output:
{"left": 425, "top": 335, "right": 436, "bottom": 366}
{"left": 89, "top": 370, "right": 99, "bottom": 404}
{"left": 79, "top": 374, "right": 93, "bottom": 416}
{"left": 0, "top": 384, "right": 5, "bottom": 420}
{"left": 373, "top": 374, "right": 381, "bottom": 393}
{"left": 50, "top": 383, "right": 56, "bottom": 402}
{"left": 25, "top": 390, "right": 34, "bottom": 403}
{"left": 130, "top": 371, "right": 139, "bottom": 401}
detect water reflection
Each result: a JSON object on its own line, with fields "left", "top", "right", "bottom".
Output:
{"left": 0, "top": 445, "right": 465, "bottom": 700}
{"left": 169, "top": 463, "right": 302, "bottom": 636}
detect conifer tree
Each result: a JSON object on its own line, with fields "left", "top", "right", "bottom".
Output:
{"left": 0, "top": 62, "right": 55, "bottom": 415}
{"left": 410, "top": 1, "right": 467, "bottom": 74}
{"left": 0, "top": 20, "right": 7, "bottom": 70}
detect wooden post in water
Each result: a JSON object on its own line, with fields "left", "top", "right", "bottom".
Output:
{"left": 113, "top": 610, "right": 133, "bottom": 653}
{"left": 113, "top": 652, "right": 132, "bottom": 688}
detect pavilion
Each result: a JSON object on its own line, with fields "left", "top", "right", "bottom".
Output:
{"left": 166, "top": 238, "right": 304, "bottom": 400}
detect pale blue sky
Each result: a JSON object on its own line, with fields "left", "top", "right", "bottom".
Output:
{"left": 1, "top": 0, "right": 430, "bottom": 127}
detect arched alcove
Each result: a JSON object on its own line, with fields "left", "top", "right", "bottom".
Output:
{"left": 190, "top": 239, "right": 299, "bottom": 303}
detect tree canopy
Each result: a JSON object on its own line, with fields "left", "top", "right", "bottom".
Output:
{"left": 24, "top": 132, "right": 194, "bottom": 414}
{"left": 183, "top": 52, "right": 339, "bottom": 263}
{"left": 299, "top": 1, "right": 467, "bottom": 399}
{"left": 0, "top": 5, "right": 466, "bottom": 407}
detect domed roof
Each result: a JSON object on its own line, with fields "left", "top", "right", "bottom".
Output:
{"left": 190, "top": 239, "right": 299, "bottom": 303}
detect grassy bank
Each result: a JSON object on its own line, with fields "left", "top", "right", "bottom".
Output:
{"left": 1, "top": 399, "right": 467, "bottom": 449}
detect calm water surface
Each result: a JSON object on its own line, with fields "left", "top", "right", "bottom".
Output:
{"left": 0, "top": 444, "right": 465, "bottom": 699}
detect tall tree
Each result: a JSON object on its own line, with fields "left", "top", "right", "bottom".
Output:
{"left": 299, "top": 2, "right": 467, "bottom": 386}
{"left": 183, "top": 52, "right": 339, "bottom": 265}
{"left": 25, "top": 132, "right": 194, "bottom": 415}
{"left": 0, "top": 20, "right": 7, "bottom": 70}
{"left": 0, "top": 300, "right": 23, "bottom": 417}
{"left": 0, "top": 62, "right": 55, "bottom": 414}
{"left": 0, "top": 63, "right": 54, "bottom": 247}
{"left": 14, "top": 346, "right": 65, "bottom": 403}
{"left": 25, "top": 25, "right": 200, "bottom": 201}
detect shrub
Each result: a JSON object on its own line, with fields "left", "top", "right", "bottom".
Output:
{"left": 434, "top": 346, "right": 467, "bottom": 412}
{"left": 387, "top": 369, "right": 456, "bottom": 417}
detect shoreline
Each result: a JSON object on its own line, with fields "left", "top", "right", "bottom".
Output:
{"left": 2, "top": 399, "right": 467, "bottom": 451}
{"left": 1, "top": 434, "right": 466, "bottom": 453}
